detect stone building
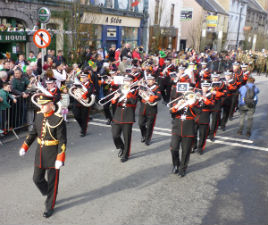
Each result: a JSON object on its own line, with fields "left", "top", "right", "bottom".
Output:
{"left": 0, "top": 0, "right": 149, "bottom": 60}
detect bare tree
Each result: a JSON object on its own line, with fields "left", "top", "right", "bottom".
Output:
{"left": 187, "top": 14, "right": 203, "bottom": 51}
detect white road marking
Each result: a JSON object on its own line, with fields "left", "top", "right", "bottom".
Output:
{"left": 92, "top": 118, "right": 254, "bottom": 143}
{"left": 86, "top": 121, "right": 268, "bottom": 152}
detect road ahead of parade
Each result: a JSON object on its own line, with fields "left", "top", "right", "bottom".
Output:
{"left": 1, "top": 74, "right": 268, "bottom": 225}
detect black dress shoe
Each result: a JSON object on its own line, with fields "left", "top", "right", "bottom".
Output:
{"left": 141, "top": 136, "right": 145, "bottom": 143}
{"left": 120, "top": 157, "right": 128, "bottom": 163}
{"left": 43, "top": 209, "right": 54, "bottom": 218}
{"left": 198, "top": 148, "right": 203, "bottom": 155}
{"left": 118, "top": 148, "right": 123, "bottom": 158}
{"left": 246, "top": 131, "right": 251, "bottom": 137}
{"left": 145, "top": 140, "right": 150, "bottom": 146}
{"left": 191, "top": 147, "right": 197, "bottom": 153}
{"left": 172, "top": 166, "right": 178, "bottom": 174}
{"left": 209, "top": 136, "right": 215, "bottom": 142}
{"left": 178, "top": 170, "right": 186, "bottom": 178}
{"left": 106, "top": 119, "right": 112, "bottom": 125}
{"left": 80, "top": 132, "right": 86, "bottom": 137}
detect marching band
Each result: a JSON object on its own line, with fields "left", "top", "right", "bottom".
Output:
{"left": 18, "top": 50, "right": 256, "bottom": 217}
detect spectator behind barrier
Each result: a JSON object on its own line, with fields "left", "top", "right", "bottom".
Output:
{"left": 0, "top": 82, "right": 17, "bottom": 133}
{"left": 0, "top": 71, "right": 8, "bottom": 89}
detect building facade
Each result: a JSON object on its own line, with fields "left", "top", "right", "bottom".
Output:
{"left": 79, "top": 0, "right": 148, "bottom": 51}
{"left": 225, "top": 0, "right": 248, "bottom": 50}
{"left": 147, "top": 0, "right": 182, "bottom": 53}
{"left": 180, "top": 0, "right": 228, "bottom": 52}
{"left": 244, "top": 0, "right": 268, "bottom": 50}
{"left": 0, "top": 0, "right": 149, "bottom": 60}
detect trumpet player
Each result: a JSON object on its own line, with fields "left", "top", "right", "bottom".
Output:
{"left": 220, "top": 71, "right": 237, "bottom": 131}
{"left": 169, "top": 92, "right": 201, "bottom": 177}
{"left": 209, "top": 73, "right": 226, "bottom": 141}
{"left": 72, "top": 73, "right": 95, "bottom": 137}
{"left": 111, "top": 75, "right": 138, "bottom": 163}
{"left": 193, "top": 82, "right": 215, "bottom": 154}
{"left": 138, "top": 75, "right": 161, "bottom": 146}
{"left": 100, "top": 72, "right": 114, "bottom": 125}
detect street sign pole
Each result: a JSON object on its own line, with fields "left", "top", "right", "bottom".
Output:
{"left": 37, "top": 7, "right": 51, "bottom": 73}
{"left": 41, "top": 23, "right": 45, "bottom": 73}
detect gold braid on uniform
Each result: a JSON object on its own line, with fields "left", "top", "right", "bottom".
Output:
{"left": 46, "top": 117, "right": 64, "bottom": 141}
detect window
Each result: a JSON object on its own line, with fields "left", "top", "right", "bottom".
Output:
{"left": 154, "top": 0, "right": 160, "bottom": 25}
{"left": 170, "top": 4, "right": 175, "bottom": 27}
{"left": 122, "top": 27, "right": 138, "bottom": 47}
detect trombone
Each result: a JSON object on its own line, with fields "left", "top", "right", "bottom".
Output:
{"left": 98, "top": 79, "right": 141, "bottom": 106}
{"left": 167, "top": 91, "right": 197, "bottom": 111}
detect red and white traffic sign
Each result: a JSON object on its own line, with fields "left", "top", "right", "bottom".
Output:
{"left": 33, "top": 29, "right": 51, "bottom": 48}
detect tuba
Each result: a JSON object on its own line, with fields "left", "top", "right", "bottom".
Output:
{"left": 68, "top": 77, "right": 95, "bottom": 107}
{"left": 31, "top": 82, "right": 62, "bottom": 114}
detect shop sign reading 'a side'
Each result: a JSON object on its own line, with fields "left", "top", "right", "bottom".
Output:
{"left": 81, "top": 13, "right": 141, "bottom": 28}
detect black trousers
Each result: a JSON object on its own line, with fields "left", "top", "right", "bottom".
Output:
{"left": 229, "top": 93, "right": 238, "bottom": 118}
{"left": 220, "top": 98, "right": 231, "bottom": 128}
{"left": 170, "top": 135, "right": 193, "bottom": 172}
{"left": 33, "top": 167, "right": 60, "bottom": 211}
{"left": 210, "top": 110, "right": 220, "bottom": 138}
{"left": 159, "top": 77, "right": 171, "bottom": 103}
{"left": 111, "top": 123, "right": 133, "bottom": 159}
{"left": 193, "top": 123, "right": 210, "bottom": 151}
{"left": 103, "top": 103, "right": 112, "bottom": 120}
{"left": 138, "top": 114, "right": 157, "bottom": 142}
{"left": 73, "top": 105, "right": 90, "bottom": 133}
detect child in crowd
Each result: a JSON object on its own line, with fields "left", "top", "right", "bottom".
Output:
{"left": 60, "top": 85, "right": 70, "bottom": 122}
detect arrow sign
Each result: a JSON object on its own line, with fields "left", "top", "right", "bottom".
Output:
{"left": 33, "top": 29, "right": 51, "bottom": 48}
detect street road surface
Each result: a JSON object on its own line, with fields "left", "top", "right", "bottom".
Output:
{"left": 0, "top": 75, "right": 268, "bottom": 225}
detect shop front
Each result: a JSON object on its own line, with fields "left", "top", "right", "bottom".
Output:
{"left": 80, "top": 12, "right": 142, "bottom": 51}
{"left": 0, "top": 32, "right": 28, "bottom": 60}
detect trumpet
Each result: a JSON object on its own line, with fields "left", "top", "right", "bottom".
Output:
{"left": 167, "top": 91, "right": 197, "bottom": 111}
{"left": 138, "top": 84, "right": 158, "bottom": 106}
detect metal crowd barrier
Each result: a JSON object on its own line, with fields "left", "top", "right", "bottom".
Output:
{"left": 0, "top": 96, "right": 33, "bottom": 145}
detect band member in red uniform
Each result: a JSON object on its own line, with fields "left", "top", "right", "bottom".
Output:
{"left": 72, "top": 73, "right": 95, "bottom": 137}
{"left": 111, "top": 75, "right": 138, "bottom": 162}
{"left": 241, "top": 63, "right": 250, "bottom": 85}
{"left": 45, "top": 77, "right": 61, "bottom": 104}
{"left": 159, "top": 59, "right": 175, "bottom": 104}
{"left": 209, "top": 73, "right": 226, "bottom": 141}
{"left": 169, "top": 90, "right": 201, "bottom": 177}
{"left": 230, "top": 62, "right": 243, "bottom": 119}
{"left": 220, "top": 71, "right": 237, "bottom": 130}
{"left": 100, "top": 71, "right": 116, "bottom": 125}
{"left": 138, "top": 75, "right": 161, "bottom": 145}
{"left": 19, "top": 94, "right": 67, "bottom": 218}
{"left": 193, "top": 82, "right": 214, "bottom": 154}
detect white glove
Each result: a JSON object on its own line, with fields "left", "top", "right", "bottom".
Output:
{"left": 55, "top": 160, "right": 63, "bottom": 169}
{"left": 19, "top": 148, "right": 26, "bottom": 156}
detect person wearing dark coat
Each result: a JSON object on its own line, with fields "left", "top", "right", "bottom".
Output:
{"left": 19, "top": 94, "right": 67, "bottom": 218}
